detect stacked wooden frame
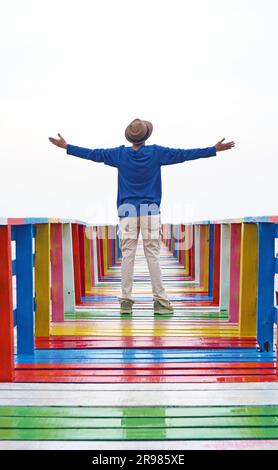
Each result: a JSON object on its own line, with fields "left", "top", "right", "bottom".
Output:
{"left": 0, "top": 216, "right": 277, "bottom": 382}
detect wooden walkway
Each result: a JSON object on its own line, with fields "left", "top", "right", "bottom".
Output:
{"left": 0, "top": 218, "right": 277, "bottom": 448}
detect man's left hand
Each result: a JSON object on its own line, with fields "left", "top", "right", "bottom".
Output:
{"left": 215, "top": 138, "right": 235, "bottom": 152}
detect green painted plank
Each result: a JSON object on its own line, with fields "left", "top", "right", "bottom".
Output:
{"left": 64, "top": 312, "right": 228, "bottom": 319}
{"left": 1, "top": 427, "right": 278, "bottom": 440}
{"left": 1, "top": 406, "right": 278, "bottom": 418}
{"left": 1, "top": 416, "right": 278, "bottom": 429}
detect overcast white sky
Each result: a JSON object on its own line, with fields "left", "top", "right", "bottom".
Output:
{"left": 1, "top": 0, "right": 277, "bottom": 224}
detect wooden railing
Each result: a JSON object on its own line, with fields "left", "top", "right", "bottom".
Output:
{"left": 162, "top": 216, "right": 278, "bottom": 351}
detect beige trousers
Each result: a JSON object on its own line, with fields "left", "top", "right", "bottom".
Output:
{"left": 118, "top": 214, "right": 169, "bottom": 304}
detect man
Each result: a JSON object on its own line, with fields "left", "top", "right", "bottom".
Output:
{"left": 49, "top": 119, "right": 235, "bottom": 314}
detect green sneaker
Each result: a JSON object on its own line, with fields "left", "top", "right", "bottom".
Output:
{"left": 154, "top": 300, "right": 174, "bottom": 315}
{"left": 120, "top": 298, "right": 134, "bottom": 314}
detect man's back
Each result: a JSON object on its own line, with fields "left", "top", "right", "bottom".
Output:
{"left": 66, "top": 142, "right": 217, "bottom": 217}
{"left": 117, "top": 144, "right": 162, "bottom": 217}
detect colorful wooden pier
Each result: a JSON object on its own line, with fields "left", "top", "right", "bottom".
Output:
{"left": 0, "top": 217, "right": 278, "bottom": 449}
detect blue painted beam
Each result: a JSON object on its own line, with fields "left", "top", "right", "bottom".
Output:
{"left": 15, "top": 347, "right": 276, "bottom": 364}
{"left": 11, "top": 226, "right": 16, "bottom": 241}
{"left": 12, "top": 260, "right": 16, "bottom": 276}
{"left": 12, "top": 255, "right": 35, "bottom": 276}
{"left": 257, "top": 223, "right": 276, "bottom": 351}
{"left": 14, "top": 224, "right": 34, "bottom": 355}
{"left": 274, "top": 306, "right": 278, "bottom": 324}
{"left": 275, "top": 257, "right": 278, "bottom": 274}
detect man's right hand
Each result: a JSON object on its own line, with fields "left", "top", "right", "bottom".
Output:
{"left": 48, "top": 133, "right": 67, "bottom": 149}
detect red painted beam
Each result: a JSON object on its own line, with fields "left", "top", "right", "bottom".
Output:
{"left": 78, "top": 225, "right": 86, "bottom": 297}
{"left": 71, "top": 224, "right": 82, "bottom": 304}
{"left": 229, "top": 224, "right": 241, "bottom": 323}
{"left": 14, "top": 372, "right": 278, "bottom": 383}
{"left": 0, "top": 226, "right": 14, "bottom": 381}
{"left": 16, "top": 362, "right": 275, "bottom": 370}
{"left": 212, "top": 224, "right": 221, "bottom": 305}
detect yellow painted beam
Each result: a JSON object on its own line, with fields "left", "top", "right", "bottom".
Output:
{"left": 51, "top": 325, "right": 240, "bottom": 337}
{"left": 199, "top": 225, "right": 210, "bottom": 291}
{"left": 184, "top": 225, "right": 190, "bottom": 275}
{"left": 34, "top": 224, "right": 51, "bottom": 337}
{"left": 239, "top": 223, "right": 258, "bottom": 337}
{"left": 84, "top": 227, "right": 92, "bottom": 294}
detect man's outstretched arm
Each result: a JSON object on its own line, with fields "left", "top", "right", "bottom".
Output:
{"left": 48, "top": 133, "right": 120, "bottom": 167}
{"left": 156, "top": 138, "right": 235, "bottom": 166}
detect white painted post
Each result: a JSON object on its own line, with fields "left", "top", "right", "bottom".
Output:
{"left": 62, "top": 223, "right": 75, "bottom": 312}
{"left": 92, "top": 226, "right": 99, "bottom": 285}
